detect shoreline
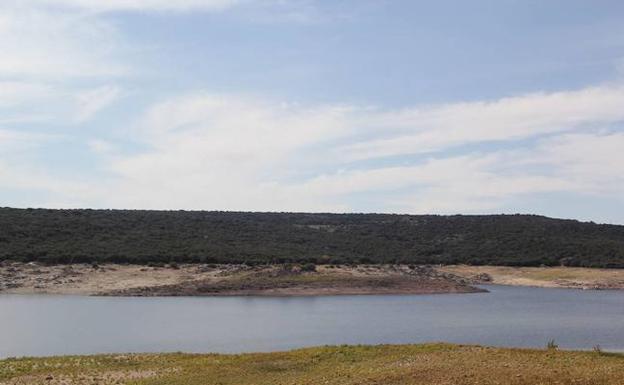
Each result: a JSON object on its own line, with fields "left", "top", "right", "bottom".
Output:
{"left": 440, "top": 265, "right": 624, "bottom": 290}
{"left": 1, "top": 262, "right": 623, "bottom": 297}
{"left": 0, "top": 263, "right": 484, "bottom": 297}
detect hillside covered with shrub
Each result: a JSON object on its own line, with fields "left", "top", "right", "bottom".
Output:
{"left": 1, "top": 208, "right": 623, "bottom": 267}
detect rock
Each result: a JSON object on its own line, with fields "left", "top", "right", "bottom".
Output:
{"left": 472, "top": 273, "right": 492, "bottom": 283}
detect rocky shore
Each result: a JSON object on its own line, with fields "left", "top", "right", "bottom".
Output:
{"left": 0, "top": 262, "right": 483, "bottom": 296}
{"left": 440, "top": 265, "right": 624, "bottom": 290}
{"left": 3, "top": 261, "right": 622, "bottom": 296}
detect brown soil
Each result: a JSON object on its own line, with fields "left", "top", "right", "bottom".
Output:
{"left": 438, "top": 265, "right": 624, "bottom": 290}
{"left": 0, "top": 262, "right": 483, "bottom": 296}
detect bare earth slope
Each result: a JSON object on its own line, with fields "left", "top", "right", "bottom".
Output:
{"left": 0, "top": 263, "right": 483, "bottom": 296}
{"left": 1, "top": 344, "right": 623, "bottom": 385}
{"left": 3, "top": 262, "right": 623, "bottom": 296}
{"left": 440, "top": 265, "right": 624, "bottom": 290}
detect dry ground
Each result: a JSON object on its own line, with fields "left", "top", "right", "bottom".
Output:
{"left": 3, "top": 262, "right": 623, "bottom": 296}
{"left": 440, "top": 265, "right": 624, "bottom": 289}
{"left": 0, "top": 263, "right": 481, "bottom": 296}
{"left": 1, "top": 344, "right": 623, "bottom": 385}
{"left": 0, "top": 263, "right": 225, "bottom": 295}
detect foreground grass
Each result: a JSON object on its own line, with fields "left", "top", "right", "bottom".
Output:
{"left": 1, "top": 344, "right": 623, "bottom": 385}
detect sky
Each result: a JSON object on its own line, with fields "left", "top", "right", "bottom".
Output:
{"left": 1, "top": 0, "right": 624, "bottom": 224}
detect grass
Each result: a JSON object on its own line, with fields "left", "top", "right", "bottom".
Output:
{"left": 1, "top": 344, "right": 623, "bottom": 384}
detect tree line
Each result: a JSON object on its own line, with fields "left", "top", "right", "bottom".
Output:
{"left": 1, "top": 208, "right": 623, "bottom": 267}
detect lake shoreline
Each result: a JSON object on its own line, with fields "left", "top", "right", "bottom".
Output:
{"left": 440, "top": 265, "right": 624, "bottom": 290}
{"left": 1, "top": 262, "right": 623, "bottom": 296}
{"left": 0, "top": 263, "right": 484, "bottom": 296}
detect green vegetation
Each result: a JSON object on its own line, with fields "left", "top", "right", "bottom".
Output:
{"left": 1, "top": 208, "right": 624, "bottom": 267}
{"left": 1, "top": 344, "right": 623, "bottom": 385}
{"left": 301, "top": 262, "right": 317, "bottom": 272}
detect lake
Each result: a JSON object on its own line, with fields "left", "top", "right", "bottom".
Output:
{"left": 1, "top": 285, "right": 623, "bottom": 358}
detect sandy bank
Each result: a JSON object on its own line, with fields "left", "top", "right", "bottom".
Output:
{"left": 3, "top": 262, "right": 621, "bottom": 296}
{"left": 0, "top": 263, "right": 482, "bottom": 296}
{"left": 439, "top": 265, "right": 624, "bottom": 290}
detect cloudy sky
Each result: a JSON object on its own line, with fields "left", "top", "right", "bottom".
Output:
{"left": 1, "top": 0, "right": 624, "bottom": 223}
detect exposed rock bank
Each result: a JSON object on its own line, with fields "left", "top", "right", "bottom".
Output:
{"left": 0, "top": 262, "right": 483, "bottom": 296}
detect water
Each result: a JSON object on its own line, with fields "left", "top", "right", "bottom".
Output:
{"left": 1, "top": 285, "right": 623, "bottom": 358}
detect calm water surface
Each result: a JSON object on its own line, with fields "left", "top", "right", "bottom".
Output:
{"left": 1, "top": 285, "right": 623, "bottom": 358}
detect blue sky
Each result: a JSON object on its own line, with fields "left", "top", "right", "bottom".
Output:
{"left": 1, "top": 0, "right": 624, "bottom": 223}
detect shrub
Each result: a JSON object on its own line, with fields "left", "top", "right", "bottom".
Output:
{"left": 546, "top": 339, "right": 558, "bottom": 350}
{"left": 301, "top": 263, "right": 316, "bottom": 272}
{"left": 147, "top": 262, "right": 165, "bottom": 268}
{"left": 2, "top": 208, "right": 624, "bottom": 268}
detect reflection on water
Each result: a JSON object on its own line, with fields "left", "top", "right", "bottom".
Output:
{"left": 1, "top": 285, "right": 623, "bottom": 358}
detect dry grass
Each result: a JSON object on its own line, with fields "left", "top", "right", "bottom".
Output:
{"left": 1, "top": 344, "right": 623, "bottom": 385}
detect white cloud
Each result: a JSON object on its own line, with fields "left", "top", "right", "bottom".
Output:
{"left": 0, "top": 0, "right": 319, "bottom": 127}
{"left": 98, "top": 94, "right": 353, "bottom": 210}
{"left": 0, "top": 0, "right": 621, "bottom": 220}
{"left": 74, "top": 86, "right": 121, "bottom": 123}
{"left": 0, "top": 82, "right": 121, "bottom": 126}
{"left": 0, "top": 159, "right": 97, "bottom": 208}
{"left": 0, "top": 130, "right": 32, "bottom": 149}
{"left": 0, "top": 82, "right": 53, "bottom": 107}
{"left": 528, "top": 132, "right": 624, "bottom": 195}
{"left": 72, "top": 87, "right": 622, "bottom": 214}
{"left": 343, "top": 86, "right": 624, "bottom": 160}
{"left": 0, "top": 129, "right": 58, "bottom": 155}
{"left": 292, "top": 131, "right": 624, "bottom": 214}
{"left": 0, "top": 6, "right": 125, "bottom": 79}
{"left": 284, "top": 154, "right": 576, "bottom": 213}
{"left": 88, "top": 139, "right": 116, "bottom": 155}
{"left": 0, "top": 3, "right": 127, "bottom": 137}
{"left": 3, "top": 86, "right": 624, "bottom": 216}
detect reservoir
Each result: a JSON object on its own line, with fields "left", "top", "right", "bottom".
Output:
{"left": 1, "top": 285, "right": 623, "bottom": 358}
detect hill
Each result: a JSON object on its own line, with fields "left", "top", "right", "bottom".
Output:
{"left": 1, "top": 208, "right": 623, "bottom": 267}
